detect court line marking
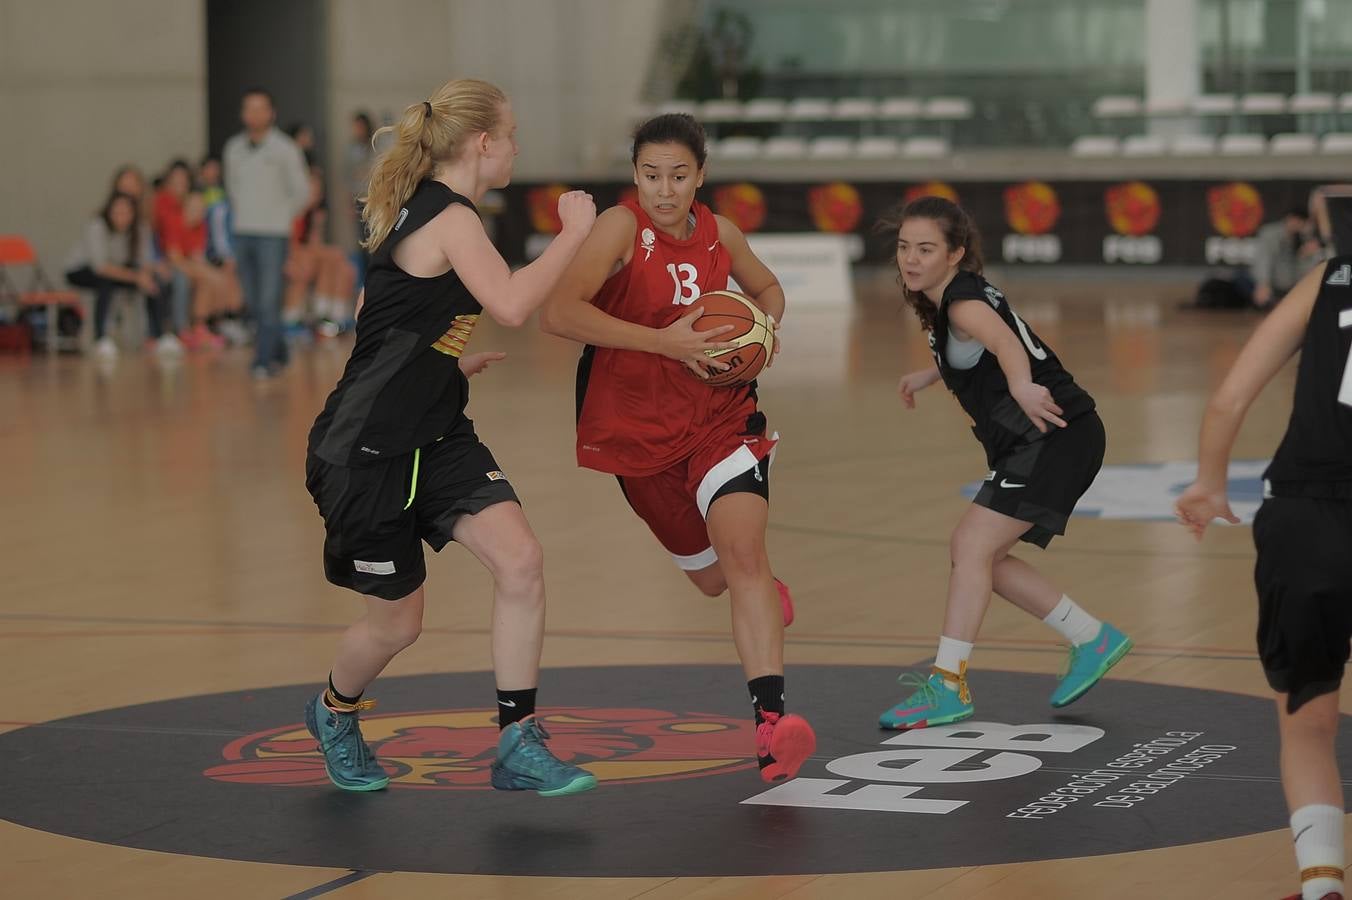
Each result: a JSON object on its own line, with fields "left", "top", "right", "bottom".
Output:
{"left": 0, "top": 628, "right": 1259, "bottom": 660}
{"left": 0, "top": 612, "right": 1259, "bottom": 659}
{"left": 280, "top": 869, "right": 381, "bottom": 900}
{"left": 767, "top": 521, "right": 1257, "bottom": 560}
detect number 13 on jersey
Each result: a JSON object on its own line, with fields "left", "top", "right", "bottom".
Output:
{"left": 667, "top": 263, "right": 702, "bottom": 306}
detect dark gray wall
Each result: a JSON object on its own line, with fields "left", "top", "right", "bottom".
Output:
{"left": 207, "top": 0, "right": 327, "bottom": 160}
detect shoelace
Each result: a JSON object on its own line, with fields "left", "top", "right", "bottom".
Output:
{"left": 894, "top": 671, "right": 943, "bottom": 708}
{"left": 755, "top": 710, "right": 781, "bottom": 757}
{"left": 1059, "top": 644, "right": 1082, "bottom": 680}
{"left": 896, "top": 669, "right": 971, "bottom": 706}
{"left": 517, "top": 719, "right": 571, "bottom": 770}
{"left": 321, "top": 711, "right": 376, "bottom": 772}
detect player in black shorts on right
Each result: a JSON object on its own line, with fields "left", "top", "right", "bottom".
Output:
{"left": 877, "top": 196, "right": 1132, "bottom": 731}
{"left": 1177, "top": 259, "right": 1352, "bottom": 900}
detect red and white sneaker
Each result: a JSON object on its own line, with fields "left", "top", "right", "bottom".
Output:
{"left": 755, "top": 710, "right": 815, "bottom": 783}
{"left": 774, "top": 578, "right": 795, "bottom": 628}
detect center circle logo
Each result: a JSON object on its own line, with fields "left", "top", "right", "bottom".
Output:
{"left": 1, "top": 665, "right": 1341, "bottom": 877}
{"left": 205, "top": 707, "right": 756, "bottom": 789}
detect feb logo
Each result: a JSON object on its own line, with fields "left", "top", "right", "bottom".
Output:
{"left": 1004, "top": 182, "right": 1061, "bottom": 235}
{"left": 1207, "top": 182, "right": 1264, "bottom": 237}
{"left": 527, "top": 183, "right": 573, "bottom": 234}
{"left": 1002, "top": 182, "right": 1063, "bottom": 263}
{"left": 713, "top": 183, "right": 767, "bottom": 233}
{"left": 1206, "top": 182, "right": 1264, "bottom": 265}
{"left": 204, "top": 707, "right": 756, "bottom": 789}
{"left": 1105, "top": 182, "right": 1161, "bottom": 236}
{"left": 746, "top": 721, "right": 1105, "bottom": 815}
{"left": 808, "top": 182, "right": 863, "bottom": 233}
{"left": 1103, "top": 182, "right": 1163, "bottom": 265}
{"left": 903, "top": 181, "right": 959, "bottom": 205}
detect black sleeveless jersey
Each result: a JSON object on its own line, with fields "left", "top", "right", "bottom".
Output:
{"left": 930, "top": 271, "right": 1096, "bottom": 464}
{"left": 1264, "top": 257, "right": 1352, "bottom": 498}
{"left": 309, "top": 180, "right": 484, "bottom": 467}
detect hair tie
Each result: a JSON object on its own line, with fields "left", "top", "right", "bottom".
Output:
{"left": 423, "top": 101, "right": 433, "bottom": 118}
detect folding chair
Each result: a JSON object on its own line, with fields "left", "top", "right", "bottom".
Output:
{"left": 0, "top": 235, "right": 83, "bottom": 353}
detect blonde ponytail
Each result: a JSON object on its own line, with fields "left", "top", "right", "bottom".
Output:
{"left": 361, "top": 78, "right": 507, "bottom": 250}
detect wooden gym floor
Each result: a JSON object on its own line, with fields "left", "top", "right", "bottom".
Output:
{"left": 1, "top": 268, "right": 1346, "bottom": 899}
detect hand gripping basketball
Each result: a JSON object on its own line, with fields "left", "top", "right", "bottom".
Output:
{"left": 686, "top": 290, "right": 778, "bottom": 387}
{"left": 657, "top": 306, "right": 739, "bottom": 380}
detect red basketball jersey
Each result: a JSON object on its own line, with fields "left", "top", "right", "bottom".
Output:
{"left": 576, "top": 198, "right": 754, "bottom": 476}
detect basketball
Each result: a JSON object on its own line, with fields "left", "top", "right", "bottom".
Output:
{"left": 691, "top": 290, "right": 776, "bottom": 387}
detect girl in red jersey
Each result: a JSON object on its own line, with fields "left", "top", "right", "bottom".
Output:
{"left": 541, "top": 114, "right": 815, "bottom": 783}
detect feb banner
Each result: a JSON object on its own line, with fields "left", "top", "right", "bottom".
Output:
{"left": 496, "top": 179, "right": 1323, "bottom": 268}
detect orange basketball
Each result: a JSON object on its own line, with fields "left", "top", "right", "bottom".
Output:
{"left": 691, "top": 290, "right": 775, "bottom": 387}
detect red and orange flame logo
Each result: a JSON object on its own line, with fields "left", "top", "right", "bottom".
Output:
{"left": 807, "top": 182, "right": 863, "bottom": 233}
{"left": 527, "top": 183, "right": 572, "bottom": 234}
{"left": 1004, "top": 181, "right": 1061, "bottom": 235}
{"left": 1207, "top": 182, "right": 1264, "bottom": 237}
{"left": 713, "top": 183, "right": 767, "bottom": 233}
{"left": 204, "top": 707, "right": 757, "bottom": 790}
{"left": 903, "top": 181, "right": 960, "bottom": 205}
{"left": 1105, "top": 181, "right": 1161, "bottom": 236}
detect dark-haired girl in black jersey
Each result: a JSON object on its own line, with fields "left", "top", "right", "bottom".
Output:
{"left": 877, "top": 196, "right": 1132, "bottom": 732}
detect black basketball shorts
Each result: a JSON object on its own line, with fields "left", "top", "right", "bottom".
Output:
{"left": 1253, "top": 495, "right": 1352, "bottom": 713}
{"left": 305, "top": 418, "right": 520, "bottom": 601}
{"left": 971, "top": 412, "right": 1106, "bottom": 548}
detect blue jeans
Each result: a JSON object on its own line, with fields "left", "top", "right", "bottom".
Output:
{"left": 234, "top": 234, "right": 289, "bottom": 370}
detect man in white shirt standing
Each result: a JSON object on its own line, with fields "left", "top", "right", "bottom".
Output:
{"left": 223, "top": 87, "right": 310, "bottom": 378}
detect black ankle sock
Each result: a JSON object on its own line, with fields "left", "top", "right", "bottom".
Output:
{"left": 748, "top": 675, "right": 785, "bottom": 723}
{"left": 326, "top": 675, "right": 363, "bottom": 708}
{"left": 496, "top": 687, "right": 537, "bottom": 729}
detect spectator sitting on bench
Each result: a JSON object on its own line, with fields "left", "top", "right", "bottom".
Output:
{"left": 64, "top": 191, "right": 171, "bottom": 359}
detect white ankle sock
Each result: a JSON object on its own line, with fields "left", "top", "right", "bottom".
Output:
{"left": 1044, "top": 595, "right": 1102, "bottom": 646}
{"left": 1292, "top": 804, "right": 1344, "bottom": 900}
{"left": 934, "top": 636, "right": 973, "bottom": 691}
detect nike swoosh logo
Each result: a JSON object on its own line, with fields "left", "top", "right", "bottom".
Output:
{"left": 1059, "top": 610, "right": 1071, "bottom": 622}
{"left": 1294, "top": 824, "right": 1313, "bottom": 843}
{"left": 1096, "top": 634, "right": 1110, "bottom": 654}
{"left": 708, "top": 242, "right": 719, "bottom": 251}
{"left": 498, "top": 699, "right": 516, "bottom": 708}
{"left": 999, "top": 479, "right": 1026, "bottom": 488}
{"left": 890, "top": 704, "right": 932, "bottom": 717}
